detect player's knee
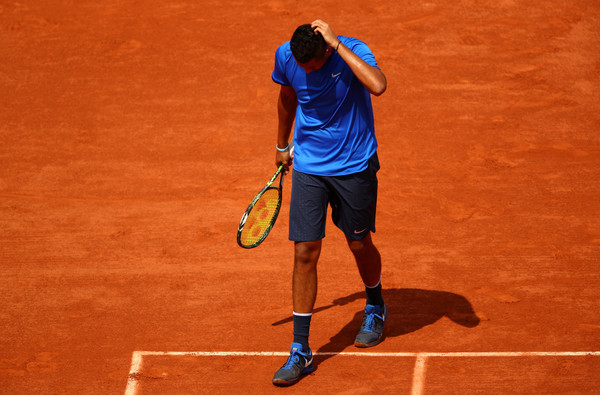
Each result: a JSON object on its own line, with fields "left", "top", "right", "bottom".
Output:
{"left": 347, "top": 233, "right": 373, "bottom": 254}
{"left": 294, "top": 240, "right": 321, "bottom": 265}
{"left": 348, "top": 239, "right": 367, "bottom": 254}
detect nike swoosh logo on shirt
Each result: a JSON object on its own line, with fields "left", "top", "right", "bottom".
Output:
{"left": 331, "top": 72, "right": 341, "bottom": 78}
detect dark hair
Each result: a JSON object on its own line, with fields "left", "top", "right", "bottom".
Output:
{"left": 290, "top": 24, "right": 326, "bottom": 63}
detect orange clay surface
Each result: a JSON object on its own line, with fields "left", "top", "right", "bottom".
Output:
{"left": 1, "top": 1, "right": 599, "bottom": 394}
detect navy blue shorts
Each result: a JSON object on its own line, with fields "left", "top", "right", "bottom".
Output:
{"left": 289, "top": 153, "right": 380, "bottom": 242}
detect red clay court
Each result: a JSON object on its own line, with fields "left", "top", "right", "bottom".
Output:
{"left": 1, "top": 0, "right": 599, "bottom": 393}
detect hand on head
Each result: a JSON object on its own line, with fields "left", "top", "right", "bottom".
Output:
{"left": 311, "top": 20, "right": 339, "bottom": 48}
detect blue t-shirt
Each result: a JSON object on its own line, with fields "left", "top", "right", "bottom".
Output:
{"left": 272, "top": 36, "right": 379, "bottom": 176}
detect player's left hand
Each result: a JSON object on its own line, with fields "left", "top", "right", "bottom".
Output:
{"left": 311, "top": 20, "right": 339, "bottom": 48}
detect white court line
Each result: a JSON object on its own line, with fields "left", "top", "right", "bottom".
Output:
{"left": 411, "top": 354, "right": 428, "bottom": 395}
{"left": 125, "top": 352, "right": 144, "bottom": 395}
{"left": 125, "top": 351, "right": 600, "bottom": 395}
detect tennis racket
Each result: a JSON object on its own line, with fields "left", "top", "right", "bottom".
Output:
{"left": 237, "top": 143, "right": 294, "bottom": 249}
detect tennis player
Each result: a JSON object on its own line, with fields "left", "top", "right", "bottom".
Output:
{"left": 272, "top": 20, "right": 388, "bottom": 386}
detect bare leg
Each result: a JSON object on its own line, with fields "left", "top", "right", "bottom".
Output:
{"left": 348, "top": 233, "right": 386, "bottom": 348}
{"left": 346, "top": 233, "right": 381, "bottom": 287}
{"left": 272, "top": 241, "right": 321, "bottom": 385}
{"left": 293, "top": 240, "right": 322, "bottom": 314}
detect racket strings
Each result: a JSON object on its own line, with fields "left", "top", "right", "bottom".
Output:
{"left": 239, "top": 188, "right": 281, "bottom": 246}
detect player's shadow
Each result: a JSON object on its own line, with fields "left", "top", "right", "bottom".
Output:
{"left": 272, "top": 288, "right": 479, "bottom": 368}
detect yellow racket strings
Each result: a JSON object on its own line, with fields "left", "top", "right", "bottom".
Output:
{"left": 239, "top": 188, "right": 280, "bottom": 246}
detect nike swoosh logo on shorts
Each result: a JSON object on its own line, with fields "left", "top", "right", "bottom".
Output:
{"left": 331, "top": 72, "right": 341, "bottom": 78}
{"left": 354, "top": 228, "right": 367, "bottom": 234}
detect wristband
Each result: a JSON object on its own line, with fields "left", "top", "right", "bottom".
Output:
{"left": 335, "top": 41, "right": 342, "bottom": 51}
{"left": 276, "top": 143, "right": 290, "bottom": 152}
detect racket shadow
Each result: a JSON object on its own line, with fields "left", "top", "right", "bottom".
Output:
{"left": 309, "top": 288, "right": 480, "bottom": 367}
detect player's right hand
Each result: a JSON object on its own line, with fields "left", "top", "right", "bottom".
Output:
{"left": 276, "top": 148, "right": 293, "bottom": 175}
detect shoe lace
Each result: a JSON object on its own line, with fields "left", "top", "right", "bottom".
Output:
{"left": 362, "top": 310, "right": 383, "bottom": 331}
{"left": 282, "top": 349, "right": 306, "bottom": 369}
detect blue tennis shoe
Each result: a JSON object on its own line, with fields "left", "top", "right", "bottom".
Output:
{"left": 354, "top": 304, "right": 388, "bottom": 347}
{"left": 272, "top": 342, "right": 314, "bottom": 386}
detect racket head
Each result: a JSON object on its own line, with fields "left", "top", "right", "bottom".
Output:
{"left": 237, "top": 165, "right": 285, "bottom": 248}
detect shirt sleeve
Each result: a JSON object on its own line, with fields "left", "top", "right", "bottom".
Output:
{"left": 344, "top": 37, "right": 379, "bottom": 69}
{"left": 272, "top": 43, "right": 291, "bottom": 86}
